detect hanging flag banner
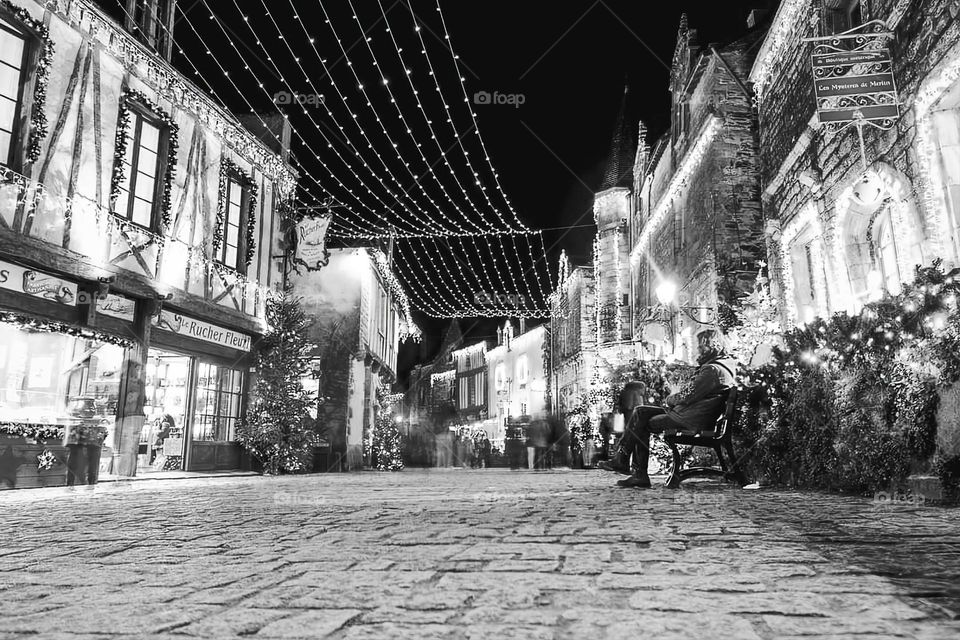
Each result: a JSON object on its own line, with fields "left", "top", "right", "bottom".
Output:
{"left": 294, "top": 215, "right": 332, "bottom": 271}
{"left": 807, "top": 21, "right": 899, "bottom": 134}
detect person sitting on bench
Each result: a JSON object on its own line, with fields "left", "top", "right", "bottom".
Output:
{"left": 599, "top": 330, "right": 737, "bottom": 488}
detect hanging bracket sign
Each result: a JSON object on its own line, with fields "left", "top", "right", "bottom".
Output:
{"left": 806, "top": 20, "right": 900, "bottom": 134}
{"left": 294, "top": 214, "right": 332, "bottom": 271}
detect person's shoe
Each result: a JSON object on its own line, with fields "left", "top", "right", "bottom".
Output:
{"left": 598, "top": 451, "right": 631, "bottom": 475}
{"left": 616, "top": 475, "right": 652, "bottom": 489}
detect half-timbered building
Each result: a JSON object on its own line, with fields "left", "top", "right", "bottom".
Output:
{"left": 0, "top": 0, "right": 296, "bottom": 485}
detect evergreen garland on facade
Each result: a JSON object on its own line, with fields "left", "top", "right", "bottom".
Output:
{"left": 214, "top": 157, "right": 259, "bottom": 266}
{"left": 0, "top": 1, "right": 53, "bottom": 165}
{"left": 109, "top": 88, "right": 179, "bottom": 230}
{"left": 0, "top": 311, "right": 134, "bottom": 348}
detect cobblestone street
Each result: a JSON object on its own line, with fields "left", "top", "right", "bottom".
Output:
{"left": 2, "top": 470, "right": 960, "bottom": 639}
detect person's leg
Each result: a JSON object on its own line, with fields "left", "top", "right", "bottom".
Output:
{"left": 633, "top": 407, "right": 670, "bottom": 482}
{"left": 85, "top": 445, "right": 100, "bottom": 484}
{"left": 65, "top": 445, "right": 82, "bottom": 486}
{"left": 600, "top": 406, "right": 663, "bottom": 474}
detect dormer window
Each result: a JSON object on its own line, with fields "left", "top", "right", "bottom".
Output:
{"left": 124, "top": 0, "right": 177, "bottom": 61}
{"left": 823, "top": 0, "right": 864, "bottom": 35}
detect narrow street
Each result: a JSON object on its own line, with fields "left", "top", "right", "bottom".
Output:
{"left": 2, "top": 471, "right": 959, "bottom": 639}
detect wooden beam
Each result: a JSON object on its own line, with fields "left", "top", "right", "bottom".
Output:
{"left": 0, "top": 229, "right": 264, "bottom": 334}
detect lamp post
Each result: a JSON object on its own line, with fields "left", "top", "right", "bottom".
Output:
{"left": 637, "top": 278, "right": 718, "bottom": 360}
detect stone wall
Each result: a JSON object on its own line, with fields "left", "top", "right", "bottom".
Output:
{"left": 632, "top": 34, "right": 765, "bottom": 353}
{"left": 758, "top": 0, "right": 960, "bottom": 322}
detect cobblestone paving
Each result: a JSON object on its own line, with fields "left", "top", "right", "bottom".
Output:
{"left": 2, "top": 470, "right": 960, "bottom": 639}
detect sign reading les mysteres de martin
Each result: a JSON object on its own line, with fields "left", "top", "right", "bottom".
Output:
{"left": 152, "top": 310, "right": 252, "bottom": 351}
{"left": 810, "top": 24, "right": 899, "bottom": 132}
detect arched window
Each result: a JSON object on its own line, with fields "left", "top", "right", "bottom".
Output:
{"left": 494, "top": 363, "right": 506, "bottom": 391}
{"left": 873, "top": 211, "right": 902, "bottom": 295}
{"left": 515, "top": 356, "right": 529, "bottom": 385}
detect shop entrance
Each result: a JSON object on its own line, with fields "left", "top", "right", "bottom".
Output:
{"left": 142, "top": 349, "right": 190, "bottom": 473}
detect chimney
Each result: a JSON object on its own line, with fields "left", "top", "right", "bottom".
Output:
{"left": 520, "top": 318, "right": 527, "bottom": 334}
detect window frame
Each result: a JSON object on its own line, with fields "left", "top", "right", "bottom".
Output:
{"left": 0, "top": 14, "right": 35, "bottom": 171}
{"left": 823, "top": 0, "right": 864, "bottom": 35}
{"left": 113, "top": 101, "right": 171, "bottom": 231}
{"left": 216, "top": 168, "right": 252, "bottom": 274}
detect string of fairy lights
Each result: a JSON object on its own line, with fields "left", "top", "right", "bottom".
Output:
{"left": 163, "top": 0, "right": 553, "bottom": 317}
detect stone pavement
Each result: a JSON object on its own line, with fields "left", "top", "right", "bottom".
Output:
{"left": 2, "top": 470, "right": 960, "bottom": 639}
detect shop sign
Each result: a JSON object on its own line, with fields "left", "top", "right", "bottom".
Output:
{"left": 163, "top": 438, "right": 184, "bottom": 456}
{"left": 807, "top": 21, "right": 899, "bottom": 134}
{"left": 153, "top": 310, "right": 252, "bottom": 351}
{"left": 294, "top": 214, "right": 332, "bottom": 271}
{"left": 97, "top": 294, "right": 136, "bottom": 322}
{"left": 0, "top": 259, "right": 77, "bottom": 305}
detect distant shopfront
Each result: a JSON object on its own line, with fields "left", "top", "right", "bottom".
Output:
{"left": 0, "top": 258, "right": 254, "bottom": 488}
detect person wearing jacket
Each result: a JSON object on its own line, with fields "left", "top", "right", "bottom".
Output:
{"left": 600, "top": 330, "right": 737, "bottom": 488}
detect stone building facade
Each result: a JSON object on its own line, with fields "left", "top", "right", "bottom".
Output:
{"left": 549, "top": 254, "right": 597, "bottom": 415}
{"left": 751, "top": 0, "right": 960, "bottom": 325}
{"left": 630, "top": 14, "right": 767, "bottom": 362}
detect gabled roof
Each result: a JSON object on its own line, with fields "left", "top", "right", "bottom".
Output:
{"left": 598, "top": 85, "right": 636, "bottom": 191}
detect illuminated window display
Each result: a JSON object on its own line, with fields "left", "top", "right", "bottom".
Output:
{"left": 0, "top": 322, "right": 123, "bottom": 439}
{"left": 141, "top": 349, "right": 246, "bottom": 471}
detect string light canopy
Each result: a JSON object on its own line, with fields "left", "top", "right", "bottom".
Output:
{"left": 166, "top": 0, "right": 551, "bottom": 317}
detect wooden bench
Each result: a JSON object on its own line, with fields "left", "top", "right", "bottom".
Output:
{"left": 663, "top": 387, "right": 748, "bottom": 489}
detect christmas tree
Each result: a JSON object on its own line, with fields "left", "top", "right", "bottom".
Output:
{"left": 237, "top": 290, "right": 319, "bottom": 474}
{"left": 371, "top": 393, "right": 404, "bottom": 471}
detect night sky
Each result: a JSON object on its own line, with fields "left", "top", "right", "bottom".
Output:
{"left": 103, "top": 0, "right": 770, "bottom": 382}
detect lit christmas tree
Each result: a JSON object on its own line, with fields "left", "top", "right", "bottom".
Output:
{"left": 237, "top": 290, "right": 319, "bottom": 474}
{"left": 371, "top": 393, "right": 404, "bottom": 472}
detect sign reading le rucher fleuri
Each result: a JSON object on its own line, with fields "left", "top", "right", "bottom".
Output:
{"left": 294, "top": 214, "right": 332, "bottom": 271}
{"left": 808, "top": 20, "right": 899, "bottom": 135}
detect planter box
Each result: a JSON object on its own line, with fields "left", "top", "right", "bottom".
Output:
{"left": 0, "top": 437, "right": 69, "bottom": 490}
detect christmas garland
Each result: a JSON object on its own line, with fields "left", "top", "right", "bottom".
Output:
{"left": 0, "top": 1, "right": 53, "bottom": 165}
{"left": 0, "top": 311, "right": 134, "bottom": 348}
{"left": 0, "top": 421, "right": 64, "bottom": 442}
{"left": 369, "top": 249, "right": 422, "bottom": 342}
{"left": 109, "top": 88, "right": 179, "bottom": 230}
{"left": 214, "top": 158, "right": 258, "bottom": 266}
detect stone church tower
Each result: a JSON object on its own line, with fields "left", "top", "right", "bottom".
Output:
{"left": 593, "top": 86, "right": 635, "bottom": 347}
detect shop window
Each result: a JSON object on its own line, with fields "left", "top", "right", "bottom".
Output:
{"left": 0, "top": 17, "right": 28, "bottom": 168}
{"left": 823, "top": 0, "right": 864, "bottom": 35}
{"left": 114, "top": 107, "right": 167, "bottom": 229}
{"left": 192, "top": 362, "right": 244, "bottom": 442}
{"left": 0, "top": 322, "right": 123, "bottom": 445}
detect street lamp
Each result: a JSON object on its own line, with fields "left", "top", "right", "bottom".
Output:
{"left": 637, "top": 278, "right": 718, "bottom": 360}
